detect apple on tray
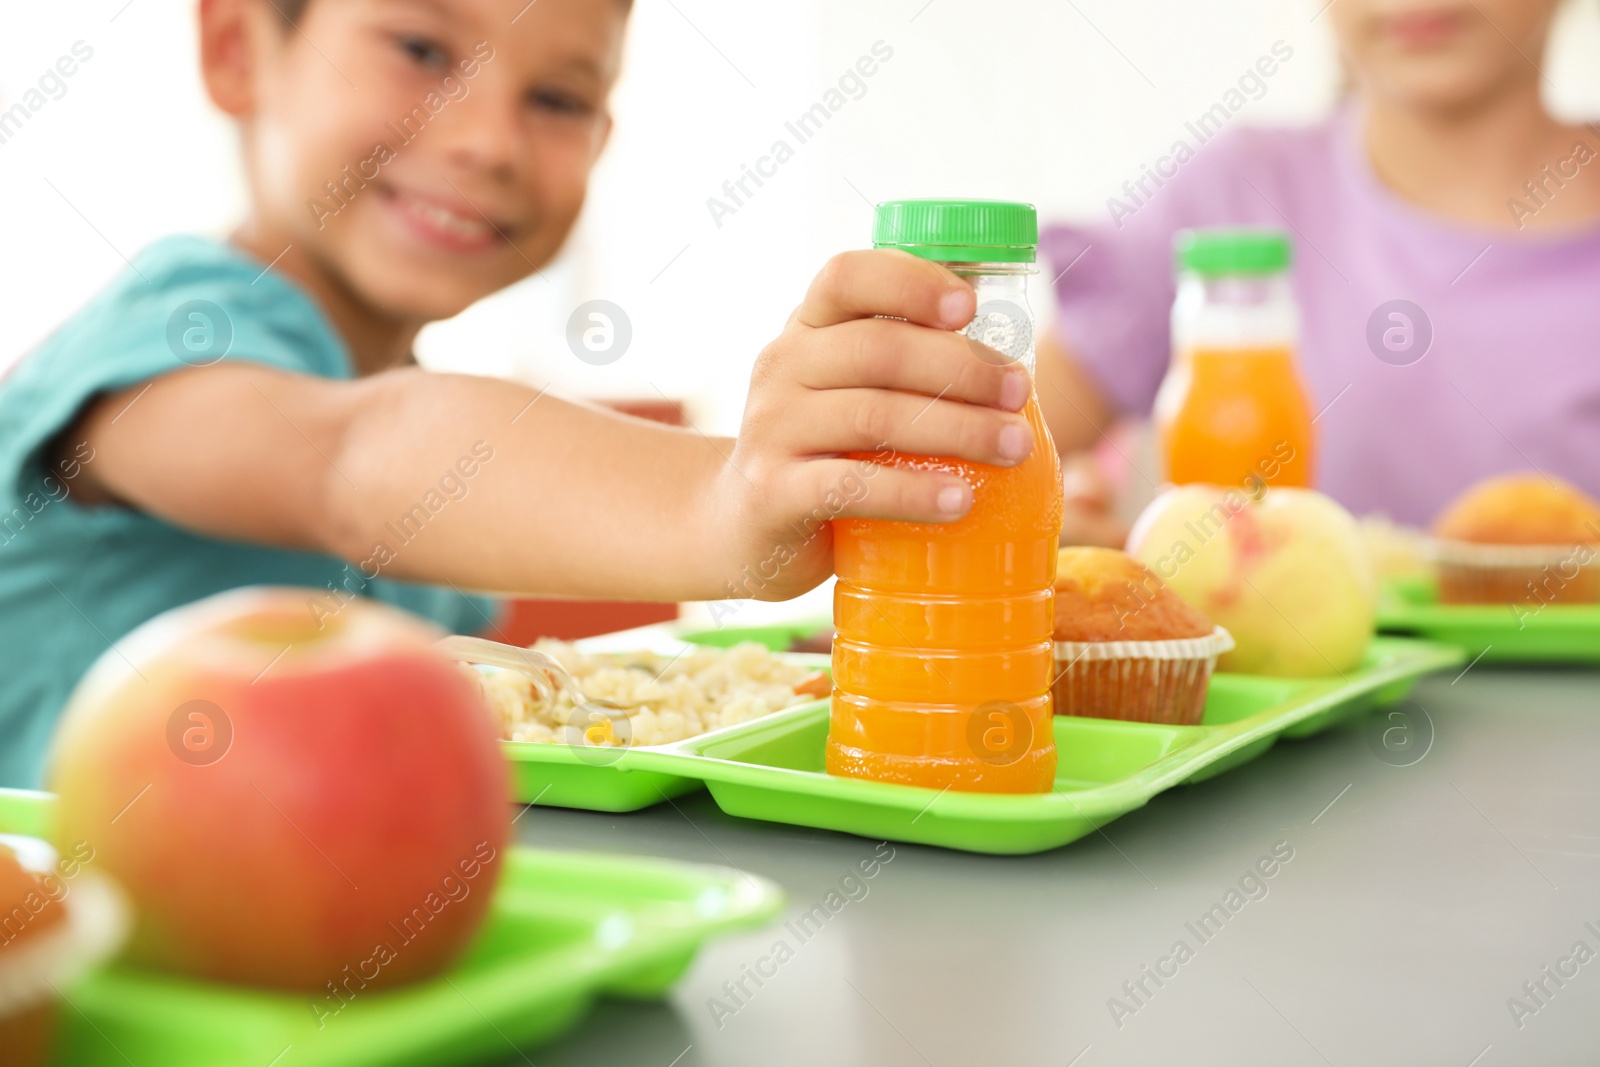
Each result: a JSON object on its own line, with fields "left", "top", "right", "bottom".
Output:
{"left": 47, "top": 587, "right": 511, "bottom": 993}
{"left": 1126, "top": 485, "right": 1377, "bottom": 677}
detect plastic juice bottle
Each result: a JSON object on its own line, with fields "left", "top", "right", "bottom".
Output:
{"left": 1154, "top": 229, "right": 1315, "bottom": 489}
{"left": 826, "top": 200, "right": 1063, "bottom": 794}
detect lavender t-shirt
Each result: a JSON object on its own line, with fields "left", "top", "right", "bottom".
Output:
{"left": 1042, "top": 109, "right": 1600, "bottom": 526}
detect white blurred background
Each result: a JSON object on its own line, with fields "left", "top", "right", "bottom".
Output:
{"left": 10, "top": 0, "right": 1600, "bottom": 409}
{"left": 5, "top": 0, "right": 1600, "bottom": 622}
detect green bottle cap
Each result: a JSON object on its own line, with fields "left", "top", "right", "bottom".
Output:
{"left": 872, "top": 199, "right": 1037, "bottom": 263}
{"left": 1175, "top": 228, "right": 1292, "bottom": 277}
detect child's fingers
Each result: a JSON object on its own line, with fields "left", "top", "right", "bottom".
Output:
{"left": 790, "top": 318, "right": 1030, "bottom": 411}
{"left": 785, "top": 388, "right": 1033, "bottom": 468}
{"left": 792, "top": 458, "right": 973, "bottom": 524}
{"left": 794, "top": 250, "right": 975, "bottom": 330}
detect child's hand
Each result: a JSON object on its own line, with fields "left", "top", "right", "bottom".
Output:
{"left": 712, "top": 249, "right": 1037, "bottom": 601}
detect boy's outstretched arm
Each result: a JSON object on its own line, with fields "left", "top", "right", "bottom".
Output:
{"left": 1034, "top": 327, "right": 1130, "bottom": 548}
{"left": 1035, "top": 326, "right": 1116, "bottom": 455}
{"left": 63, "top": 251, "right": 1036, "bottom": 603}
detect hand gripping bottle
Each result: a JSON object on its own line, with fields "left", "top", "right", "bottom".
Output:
{"left": 827, "top": 199, "right": 1063, "bottom": 793}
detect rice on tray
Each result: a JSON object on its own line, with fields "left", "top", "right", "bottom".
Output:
{"left": 474, "top": 639, "right": 826, "bottom": 747}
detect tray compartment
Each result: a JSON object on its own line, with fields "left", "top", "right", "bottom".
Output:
{"left": 630, "top": 708, "right": 1210, "bottom": 855}
{"left": 503, "top": 743, "right": 703, "bottom": 811}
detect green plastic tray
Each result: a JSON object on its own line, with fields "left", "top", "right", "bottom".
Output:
{"left": 1377, "top": 574, "right": 1600, "bottom": 664}
{"left": 503, "top": 741, "right": 704, "bottom": 813}
{"left": 499, "top": 628, "right": 1461, "bottom": 855}
{"left": 0, "top": 789, "right": 782, "bottom": 1067}
{"left": 682, "top": 618, "right": 830, "bottom": 650}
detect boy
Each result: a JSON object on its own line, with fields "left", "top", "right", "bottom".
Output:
{"left": 0, "top": 0, "right": 1038, "bottom": 786}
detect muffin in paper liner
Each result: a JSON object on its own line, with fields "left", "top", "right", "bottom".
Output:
{"left": 1052, "top": 627, "right": 1235, "bottom": 725}
{"left": 0, "top": 843, "right": 129, "bottom": 1067}
{"left": 1426, "top": 537, "right": 1600, "bottom": 608}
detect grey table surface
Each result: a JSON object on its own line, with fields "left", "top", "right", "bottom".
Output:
{"left": 500, "top": 666, "right": 1600, "bottom": 1067}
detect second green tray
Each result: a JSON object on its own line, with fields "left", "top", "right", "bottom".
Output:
{"left": 1377, "top": 574, "right": 1600, "bottom": 664}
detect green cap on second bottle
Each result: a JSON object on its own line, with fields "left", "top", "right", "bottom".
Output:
{"left": 873, "top": 199, "right": 1037, "bottom": 263}
{"left": 1175, "top": 228, "right": 1292, "bottom": 277}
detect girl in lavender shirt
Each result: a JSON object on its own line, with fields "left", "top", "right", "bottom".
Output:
{"left": 1038, "top": 0, "right": 1600, "bottom": 535}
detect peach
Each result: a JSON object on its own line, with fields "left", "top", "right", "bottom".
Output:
{"left": 1127, "top": 485, "right": 1376, "bottom": 676}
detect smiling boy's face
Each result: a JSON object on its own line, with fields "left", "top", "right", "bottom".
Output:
{"left": 206, "top": 0, "right": 625, "bottom": 323}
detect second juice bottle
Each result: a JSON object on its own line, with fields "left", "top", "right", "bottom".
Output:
{"left": 826, "top": 200, "right": 1063, "bottom": 794}
{"left": 1155, "top": 228, "right": 1316, "bottom": 490}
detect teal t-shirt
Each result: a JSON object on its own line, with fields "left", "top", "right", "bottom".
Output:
{"left": 0, "top": 235, "right": 501, "bottom": 787}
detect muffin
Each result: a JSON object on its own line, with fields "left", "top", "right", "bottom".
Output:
{"left": 0, "top": 841, "right": 127, "bottom": 1067}
{"left": 1052, "top": 547, "right": 1233, "bottom": 725}
{"left": 1430, "top": 474, "right": 1600, "bottom": 606}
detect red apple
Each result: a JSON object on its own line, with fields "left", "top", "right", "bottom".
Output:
{"left": 47, "top": 588, "right": 510, "bottom": 993}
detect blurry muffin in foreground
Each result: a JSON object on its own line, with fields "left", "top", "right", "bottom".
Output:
{"left": 0, "top": 841, "right": 126, "bottom": 1067}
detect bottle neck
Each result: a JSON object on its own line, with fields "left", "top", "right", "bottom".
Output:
{"left": 944, "top": 262, "right": 1037, "bottom": 375}
{"left": 1183, "top": 272, "right": 1292, "bottom": 305}
{"left": 1172, "top": 271, "right": 1297, "bottom": 353}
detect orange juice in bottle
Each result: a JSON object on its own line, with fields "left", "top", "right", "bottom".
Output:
{"left": 827, "top": 200, "right": 1063, "bottom": 794}
{"left": 1154, "top": 229, "right": 1315, "bottom": 489}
